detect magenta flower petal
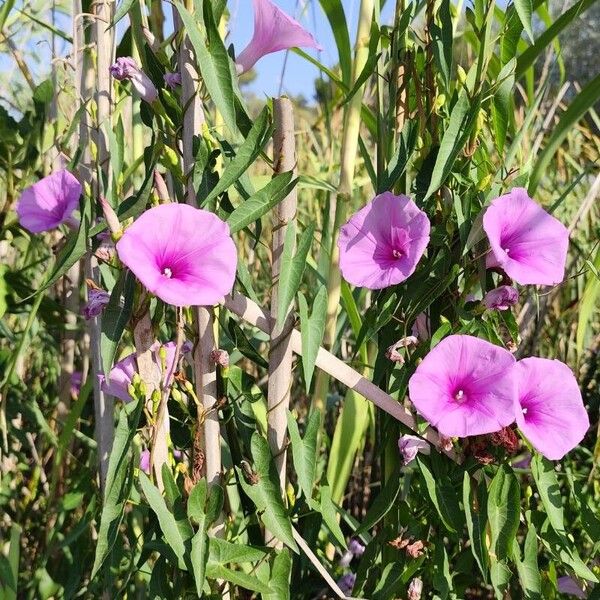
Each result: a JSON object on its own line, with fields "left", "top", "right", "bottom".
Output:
{"left": 483, "top": 188, "right": 569, "bottom": 285}
{"left": 514, "top": 358, "right": 589, "bottom": 460}
{"left": 338, "top": 192, "right": 431, "bottom": 290}
{"left": 164, "top": 72, "right": 182, "bottom": 89}
{"left": 16, "top": 169, "right": 81, "bottom": 233}
{"left": 236, "top": 0, "right": 322, "bottom": 74}
{"left": 83, "top": 288, "right": 111, "bottom": 320}
{"left": 557, "top": 576, "right": 586, "bottom": 598}
{"left": 100, "top": 341, "right": 181, "bottom": 402}
{"left": 140, "top": 449, "right": 151, "bottom": 474}
{"left": 408, "top": 335, "right": 517, "bottom": 437}
{"left": 116, "top": 203, "right": 237, "bottom": 307}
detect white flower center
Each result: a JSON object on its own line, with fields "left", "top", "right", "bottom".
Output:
{"left": 454, "top": 389, "right": 465, "bottom": 402}
{"left": 392, "top": 249, "right": 403, "bottom": 259}
{"left": 522, "top": 407, "right": 528, "bottom": 415}
{"left": 504, "top": 248, "right": 510, "bottom": 254}
{"left": 163, "top": 267, "right": 173, "bottom": 278}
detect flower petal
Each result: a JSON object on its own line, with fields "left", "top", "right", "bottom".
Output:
{"left": 408, "top": 335, "right": 516, "bottom": 437}
{"left": 483, "top": 188, "right": 569, "bottom": 285}
{"left": 338, "top": 192, "right": 430, "bottom": 290}
{"left": 236, "top": 0, "right": 322, "bottom": 74}
{"left": 514, "top": 357, "right": 589, "bottom": 460}
{"left": 116, "top": 203, "right": 237, "bottom": 307}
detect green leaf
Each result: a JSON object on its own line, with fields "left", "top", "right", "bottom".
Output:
{"left": 513, "top": 525, "right": 541, "bottom": 599}
{"left": 236, "top": 433, "right": 298, "bottom": 551}
{"left": 263, "top": 549, "right": 292, "bottom": 600}
{"left": 190, "top": 529, "right": 208, "bottom": 596}
{"left": 276, "top": 222, "right": 315, "bottom": 328}
{"left": 318, "top": 0, "right": 352, "bottom": 86}
{"left": 417, "top": 458, "right": 463, "bottom": 533}
{"left": 431, "top": 0, "right": 453, "bottom": 89}
{"left": 492, "top": 58, "right": 516, "bottom": 154}
{"left": 529, "top": 74, "right": 600, "bottom": 192}
{"left": 514, "top": 0, "right": 534, "bottom": 43}
{"left": 205, "top": 564, "right": 271, "bottom": 594}
{"left": 530, "top": 455, "right": 564, "bottom": 535}
{"left": 188, "top": 479, "right": 208, "bottom": 524}
{"left": 316, "top": 484, "right": 346, "bottom": 547}
{"left": 91, "top": 400, "right": 142, "bottom": 578}
{"left": 207, "top": 538, "right": 269, "bottom": 565}
{"left": 111, "top": 0, "right": 136, "bottom": 27}
{"left": 227, "top": 172, "right": 297, "bottom": 234}
{"left": 3, "top": 523, "right": 20, "bottom": 600}
{"left": 463, "top": 472, "right": 489, "bottom": 581}
{"left": 424, "top": 91, "right": 481, "bottom": 199}
{"left": 227, "top": 317, "right": 268, "bottom": 369}
{"left": 487, "top": 464, "right": 520, "bottom": 561}
{"left": 201, "top": 107, "right": 271, "bottom": 206}
{"left": 0, "top": 0, "right": 15, "bottom": 31}
{"left": 100, "top": 270, "right": 135, "bottom": 376}
{"left": 139, "top": 472, "right": 188, "bottom": 569}
{"left": 286, "top": 410, "right": 320, "bottom": 499}
{"left": 356, "top": 466, "right": 402, "bottom": 535}
{"left": 298, "top": 287, "right": 327, "bottom": 392}
{"left": 490, "top": 558, "right": 512, "bottom": 600}
{"left": 174, "top": 1, "right": 237, "bottom": 135}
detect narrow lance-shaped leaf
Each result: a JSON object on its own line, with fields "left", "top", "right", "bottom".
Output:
{"left": 227, "top": 172, "right": 297, "bottom": 234}
{"left": 236, "top": 433, "right": 298, "bottom": 551}
{"left": 276, "top": 222, "right": 315, "bottom": 328}
{"left": 487, "top": 464, "right": 520, "bottom": 561}
{"left": 298, "top": 286, "right": 328, "bottom": 392}
{"left": 514, "top": 0, "right": 534, "bottom": 43}
{"left": 286, "top": 410, "right": 320, "bottom": 499}
{"left": 513, "top": 524, "right": 542, "bottom": 599}
{"left": 531, "top": 455, "right": 565, "bottom": 535}
{"left": 139, "top": 472, "right": 188, "bottom": 570}
{"left": 174, "top": 0, "right": 237, "bottom": 135}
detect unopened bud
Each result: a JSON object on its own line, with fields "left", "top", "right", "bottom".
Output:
{"left": 100, "top": 196, "right": 122, "bottom": 236}
{"left": 153, "top": 170, "right": 170, "bottom": 202}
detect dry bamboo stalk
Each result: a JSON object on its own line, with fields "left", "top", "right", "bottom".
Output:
{"left": 174, "top": 2, "right": 221, "bottom": 494}
{"left": 267, "top": 98, "right": 297, "bottom": 498}
{"left": 224, "top": 293, "right": 456, "bottom": 462}
{"left": 91, "top": 0, "right": 115, "bottom": 493}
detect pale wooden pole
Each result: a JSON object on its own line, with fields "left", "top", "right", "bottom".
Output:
{"left": 90, "top": 0, "right": 115, "bottom": 493}
{"left": 267, "top": 98, "right": 297, "bottom": 498}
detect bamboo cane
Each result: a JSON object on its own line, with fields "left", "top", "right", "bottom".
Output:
{"left": 267, "top": 98, "right": 297, "bottom": 499}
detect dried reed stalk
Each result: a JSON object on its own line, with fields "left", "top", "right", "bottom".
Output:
{"left": 267, "top": 98, "right": 297, "bottom": 498}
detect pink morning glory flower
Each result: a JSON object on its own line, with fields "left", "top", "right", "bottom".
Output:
{"left": 164, "top": 72, "right": 182, "bottom": 89}
{"left": 140, "top": 449, "right": 151, "bottom": 474}
{"left": 99, "top": 341, "right": 186, "bottom": 403}
{"left": 110, "top": 56, "right": 158, "bottom": 103}
{"left": 483, "top": 187, "right": 569, "bottom": 286}
{"left": 408, "top": 335, "right": 517, "bottom": 437}
{"left": 338, "top": 192, "right": 431, "bottom": 290}
{"left": 483, "top": 285, "right": 519, "bottom": 311}
{"left": 398, "top": 434, "right": 430, "bottom": 465}
{"left": 70, "top": 371, "right": 83, "bottom": 398}
{"left": 16, "top": 169, "right": 81, "bottom": 233}
{"left": 235, "top": 0, "right": 322, "bottom": 74}
{"left": 514, "top": 358, "right": 589, "bottom": 460}
{"left": 116, "top": 203, "right": 237, "bottom": 307}
{"left": 82, "top": 288, "right": 110, "bottom": 320}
